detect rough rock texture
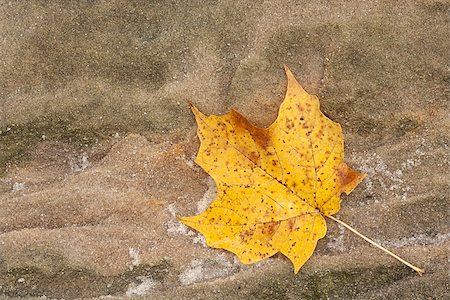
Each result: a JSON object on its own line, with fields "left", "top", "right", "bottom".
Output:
{"left": 0, "top": 1, "right": 449, "bottom": 299}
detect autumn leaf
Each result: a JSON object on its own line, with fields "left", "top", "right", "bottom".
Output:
{"left": 179, "top": 66, "right": 424, "bottom": 274}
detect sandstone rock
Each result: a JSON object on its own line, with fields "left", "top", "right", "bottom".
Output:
{"left": 0, "top": 0, "right": 448, "bottom": 299}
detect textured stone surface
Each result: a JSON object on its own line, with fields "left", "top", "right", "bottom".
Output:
{"left": 0, "top": 0, "right": 449, "bottom": 299}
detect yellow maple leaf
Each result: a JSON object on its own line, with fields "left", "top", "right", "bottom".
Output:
{"left": 179, "top": 66, "right": 424, "bottom": 274}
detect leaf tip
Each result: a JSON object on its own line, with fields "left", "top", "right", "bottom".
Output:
{"left": 282, "top": 64, "right": 309, "bottom": 99}
{"left": 283, "top": 64, "right": 291, "bottom": 73}
{"left": 283, "top": 64, "right": 295, "bottom": 81}
{"left": 176, "top": 215, "right": 192, "bottom": 225}
{"left": 338, "top": 163, "right": 367, "bottom": 195}
{"left": 188, "top": 101, "right": 205, "bottom": 119}
{"left": 188, "top": 101, "right": 197, "bottom": 113}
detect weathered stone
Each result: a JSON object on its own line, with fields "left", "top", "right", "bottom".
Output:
{"left": 0, "top": 0, "right": 448, "bottom": 299}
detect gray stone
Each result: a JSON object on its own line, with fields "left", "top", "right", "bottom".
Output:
{"left": 0, "top": 0, "right": 448, "bottom": 299}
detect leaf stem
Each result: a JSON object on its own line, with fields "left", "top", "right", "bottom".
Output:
{"left": 326, "top": 215, "right": 425, "bottom": 275}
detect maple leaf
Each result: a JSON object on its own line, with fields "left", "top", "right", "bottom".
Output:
{"left": 179, "top": 66, "right": 424, "bottom": 274}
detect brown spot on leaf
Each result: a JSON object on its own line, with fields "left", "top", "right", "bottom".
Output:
{"left": 230, "top": 110, "right": 271, "bottom": 149}
{"left": 286, "top": 118, "right": 295, "bottom": 129}
{"left": 249, "top": 151, "right": 260, "bottom": 163}
{"left": 240, "top": 229, "right": 255, "bottom": 242}
{"left": 337, "top": 163, "right": 367, "bottom": 195}
{"left": 287, "top": 219, "right": 296, "bottom": 230}
{"left": 262, "top": 222, "right": 278, "bottom": 235}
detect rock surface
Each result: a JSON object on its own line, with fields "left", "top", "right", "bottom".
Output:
{"left": 0, "top": 1, "right": 449, "bottom": 299}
